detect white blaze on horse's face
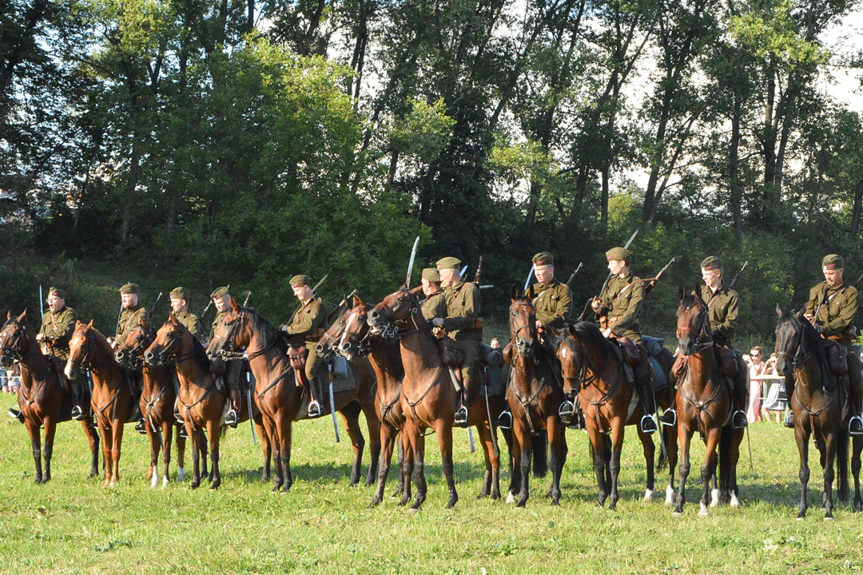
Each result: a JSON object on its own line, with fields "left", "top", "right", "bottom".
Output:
{"left": 339, "top": 310, "right": 359, "bottom": 351}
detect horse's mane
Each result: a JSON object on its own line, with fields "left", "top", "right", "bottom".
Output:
{"left": 569, "top": 321, "right": 613, "bottom": 355}
{"left": 779, "top": 311, "right": 832, "bottom": 390}
{"left": 240, "top": 307, "right": 288, "bottom": 354}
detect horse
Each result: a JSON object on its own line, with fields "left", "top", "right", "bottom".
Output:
{"left": 206, "top": 302, "right": 380, "bottom": 493}
{"left": 673, "top": 289, "right": 743, "bottom": 515}
{"left": 114, "top": 317, "right": 188, "bottom": 487}
{"left": 505, "top": 293, "right": 566, "bottom": 507}
{"left": 65, "top": 320, "right": 137, "bottom": 487}
{"left": 557, "top": 320, "right": 678, "bottom": 508}
{"left": 774, "top": 305, "right": 863, "bottom": 518}
{"left": 0, "top": 311, "right": 100, "bottom": 482}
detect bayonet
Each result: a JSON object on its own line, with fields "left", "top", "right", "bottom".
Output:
{"left": 523, "top": 264, "right": 535, "bottom": 293}
{"left": 728, "top": 261, "right": 749, "bottom": 290}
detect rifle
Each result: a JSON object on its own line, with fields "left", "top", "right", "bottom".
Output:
{"left": 643, "top": 257, "right": 676, "bottom": 295}
{"left": 474, "top": 256, "right": 483, "bottom": 284}
{"left": 728, "top": 261, "right": 748, "bottom": 290}
{"left": 148, "top": 291, "right": 163, "bottom": 321}
{"left": 577, "top": 229, "right": 639, "bottom": 320}
{"left": 565, "top": 263, "right": 583, "bottom": 289}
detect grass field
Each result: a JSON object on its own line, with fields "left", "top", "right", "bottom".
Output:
{"left": 0, "top": 408, "right": 861, "bottom": 574}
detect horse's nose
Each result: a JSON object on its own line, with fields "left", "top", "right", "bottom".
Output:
{"left": 367, "top": 309, "right": 380, "bottom": 325}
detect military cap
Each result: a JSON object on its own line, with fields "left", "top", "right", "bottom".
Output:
{"left": 436, "top": 256, "right": 462, "bottom": 270}
{"left": 605, "top": 247, "right": 631, "bottom": 262}
{"left": 119, "top": 283, "right": 139, "bottom": 294}
{"left": 170, "top": 287, "right": 189, "bottom": 301}
{"left": 210, "top": 286, "right": 230, "bottom": 300}
{"left": 532, "top": 251, "right": 554, "bottom": 266}
{"left": 700, "top": 256, "right": 723, "bottom": 271}
{"left": 422, "top": 268, "right": 441, "bottom": 284}
{"left": 289, "top": 274, "right": 311, "bottom": 287}
{"left": 822, "top": 254, "right": 844, "bottom": 270}
{"left": 47, "top": 287, "right": 66, "bottom": 300}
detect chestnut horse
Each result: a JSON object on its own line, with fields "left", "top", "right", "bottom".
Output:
{"left": 557, "top": 323, "right": 678, "bottom": 506}
{"left": 674, "top": 290, "right": 743, "bottom": 515}
{"left": 65, "top": 320, "right": 137, "bottom": 487}
{"left": 505, "top": 294, "right": 567, "bottom": 507}
{"left": 0, "top": 312, "right": 100, "bottom": 482}
{"left": 114, "top": 318, "right": 187, "bottom": 487}
{"left": 207, "top": 303, "right": 380, "bottom": 492}
{"left": 774, "top": 306, "right": 863, "bottom": 518}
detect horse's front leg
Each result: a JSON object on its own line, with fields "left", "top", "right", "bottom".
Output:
{"left": 42, "top": 418, "right": 57, "bottom": 483}
{"left": 410, "top": 425, "right": 427, "bottom": 511}
{"left": 206, "top": 418, "right": 221, "bottom": 490}
{"left": 160, "top": 420, "right": 172, "bottom": 488}
{"left": 399, "top": 429, "right": 414, "bottom": 507}
{"left": 79, "top": 418, "right": 100, "bottom": 478}
{"left": 253, "top": 415, "right": 271, "bottom": 483}
{"left": 145, "top": 416, "right": 160, "bottom": 486}
{"left": 674, "top": 421, "right": 693, "bottom": 515}
{"left": 664, "top": 422, "right": 678, "bottom": 505}
{"left": 475, "top": 420, "right": 496, "bottom": 499}
{"left": 852, "top": 436, "right": 863, "bottom": 512}
{"left": 187, "top": 419, "right": 201, "bottom": 489}
{"left": 98, "top": 419, "right": 113, "bottom": 487}
{"left": 700, "top": 428, "right": 721, "bottom": 516}
{"left": 370, "top": 423, "right": 398, "bottom": 507}
{"left": 109, "top": 418, "right": 124, "bottom": 487}
{"left": 823, "top": 432, "right": 837, "bottom": 520}
{"left": 25, "top": 419, "right": 43, "bottom": 483}
{"left": 275, "top": 411, "right": 293, "bottom": 493}
{"left": 435, "top": 419, "right": 458, "bottom": 510}
{"left": 546, "top": 417, "right": 567, "bottom": 506}
{"left": 608, "top": 416, "right": 626, "bottom": 510}
{"left": 796, "top": 425, "right": 810, "bottom": 519}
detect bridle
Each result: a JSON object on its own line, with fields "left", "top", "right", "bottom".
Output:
{"left": 677, "top": 297, "right": 714, "bottom": 354}
{"left": 0, "top": 321, "right": 25, "bottom": 363}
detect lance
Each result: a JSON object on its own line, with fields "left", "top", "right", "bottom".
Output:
{"left": 474, "top": 256, "right": 483, "bottom": 284}
{"left": 405, "top": 236, "right": 420, "bottom": 288}
{"left": 39, "top": 285, "right": 44, "bottom": 317}
{"left": 523, "top": 264, "right": 535, "bottom": 293}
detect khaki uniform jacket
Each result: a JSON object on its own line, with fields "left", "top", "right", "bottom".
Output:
{"left": 420, "top": 291, "right": 447, "bottom": 321}
{"left": 805, "top": 281, "right": 858, "bottom": 339}
{"left": 39, "top": 306, "right": 78, "bottom": 361}
{"left": 699, "top": 283, "right": 739, "bottom": 345}
{"left": 599, "top": 273, "right": 644, "bottom": 343}
{"left": 116, "top": 306, "right": 147, "bottom": 344}
{"left": 531, "top": 279, "right": 572, "bottom": 330}
{"left": 174, "top": 311, "right": 201, "bottom": 338}
{"left": 210, "top": 310, "right": 227, "bottom": 342}
{"left": 284, "top": 297, "right": 327, "bottom": 345}
{"left": 443, "top": 281, "right": 482, "bottom": 341}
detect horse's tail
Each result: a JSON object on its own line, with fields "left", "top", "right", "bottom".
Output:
{"left": 532, "top": 430, "right": 548, "bottom": 478}
{"left": 838, "top": 428, "right": 850, "bottom": 502}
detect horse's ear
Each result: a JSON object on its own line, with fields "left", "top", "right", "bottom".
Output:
{"left": 794, "top": 307, "right": 806, "bottom": 321}
{"left": 677, "top": 286, "right": 686, "bottom": 302}
{"left": 230, "top": 297, "right": 238, "bottom": 313}
{"left": 511, "top": 284, "right": 519, "bottom": 301}
{"left": 86, "top": 319, "right": 93, "bottom": 329}
{"left": 527, "top": 285, "right": 535, "bottom": 300}
{"left": 6, "top": 310, "right": 10, "bottom": 321}
{"left": 168, "top": 310, "right": 177, "bottom": 323}
{"left": 776, "top": 303, "right": 784, "bottom": 319}
{"left": 409, "top": 285, "right": 423, "bottom": 297}
{"left": 17, "top": 310, "right": 26, "bottom": 324}
{"left": 353, "top": 293, "right": 364, "bottom": 307}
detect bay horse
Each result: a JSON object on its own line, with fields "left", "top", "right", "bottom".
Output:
{"left": 0, "top": 311, "right": 100, "bottom": 482}
{"left": 65, "top": 320, "right": 137, "bottom": 487}
{"left": 774, "top": 306, "right": 863, "bottom": 518}
{"left": 674, "top": 290, "right": 743, "bottom": 515}
{"left": 206, "top": 302, "right": 380, "bottom": 493}
{"left": 505, "top": 293, "right": 566, "bottom": 507}
{"left": 114, "top": 317, "right": 187, "bottom": 487}
{"left": 557, "top": 321, "right": 677, "bottom": 508}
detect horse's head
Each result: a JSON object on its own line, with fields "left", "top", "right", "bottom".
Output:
{"left": 367, "top": 286, "right": 423, "bottom": 337}
{"left": 774, "top": 305, "right": 808, "bottom": 377}
{"left": 206, "top": 299, "right": 252, "bottom": 361}
{"left": 65, "top": 320, "right": 95, "bottom": 380}
{"left": 557, "top": 327, "right": 580, "bottom": 396}
{"left": 318, "top": 293, "right": 370, "bottom": 361}
{"left": 0, "top": 311, "right": 28, "bottom": 368}
{"left": 560, "top": 322, "right": 608, "bottom": 394}
{"left": 509, "top": 287, "right": 537, "bottom": 358}
{"left": 676, "top": 287, "right": 710, "bottom": 356}
{"left": 145, "top": 312, "right": 189, "bottom": 367}
{"left": 115, "top": 318, "right": 154, "bottom": 368}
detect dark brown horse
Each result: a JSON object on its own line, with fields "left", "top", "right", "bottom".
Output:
{"left": 114, "top": 317, "right": 187, "bottom": 487}
{"left": 774, "top": 306, "right": 863, "bottom": 518}
{"left": 557, "top": 323, "right": 678, "bottom": 505}
{"left": 674, "top": 290, "right": 743, "bottom": 515}
{"left": 65, "top": 320, "right": 136, "bottom": 487}
{"left": 0, "top": 311, "right": 100, "bottom": 482}
{"left": 206, "top": 302, "right": 380, "bottom": 492}
{"left": 505, "top": 294, "right": 566, "bottom": 507}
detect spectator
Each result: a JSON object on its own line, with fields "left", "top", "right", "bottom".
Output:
{"left": 761, "top": 353, "right": 786, "bottom": 423}
{"left": 745, "top": 346, "right": 767, "bottom": 422}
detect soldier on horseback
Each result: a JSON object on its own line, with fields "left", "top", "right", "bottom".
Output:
{"left": 170, "top": 287, "right": 201, "bottom": 338}
{"left": 420, "top": 268, "right": 447, "bottom": 320}
{"left": 660, "top": 256, "right": 748, "bottom": 429}
{"left": 786, "top": 254, "right": 863, "bottom": 435}
{"left": 108, "top": 283, "right": 147, "bottom": 430}
{"left": 590, "top": 247, "right": 658, "bottom": 434}
{"left": 434, "top": 256, "right": 483, "bottom": 427}
{"left": 279, "top": 274, "right": 328, "bottom": 418}
{"left": 209, "top": 286, "right": 245, "bottom": 427}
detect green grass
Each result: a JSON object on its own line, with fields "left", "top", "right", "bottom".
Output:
{"left": 0, "top": 409, "right": 862, "bottom": 574}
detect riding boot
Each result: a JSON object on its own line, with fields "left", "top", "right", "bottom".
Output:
{"left": 634, "top": 358, "right": 657, "bottom": 434}
{"left": 454, "top": 390, "right": 469, "bottom": 427}
{"left": 846, "top": 351, "right": 863, "bottom": 435}
{"left": 225, "top": 389, "right": 239, "bottom": 428}
{"left": 784, "top": 376, "right": 796, "bottom": 428}
{"left": 731, "top": 351, "right": 748, "bottom": 429}
{"left": 70, "top": 379, "right": 85, "bottom": 421}
{"left": 7, "top": 406, "right": 24, "bottom": 423}
{"left": 135, "top": 418, "right": 147, "bottom": 434}
{"left": 307, "top": 374, "right": 323, "bottom": 418}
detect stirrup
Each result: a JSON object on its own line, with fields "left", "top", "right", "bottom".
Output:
{"left": 70, "top": 405, "right": 84, "bottom": 421}
{"left": 640, "top": 414, "right": 657, "bottom": 434}
{"left": 8, "top": 407, "right": 24, "bottom": 423}
{"left": 135, "top": 418, "right": 147, "bottom": 435}
{"left": 558, "top": 401, "right": 574, "bottom": 424}
{"left": 178, "top": 426, "right": 188, "bottom": 439}
{"left": 783, "top": 413, "right": 794, "bottom": 429}
{"left": 174, "top": 411, "right": 184, "bottom": 425}
{"left": 732, "top": 410, "right": 748, "bottom": 429}
{"left": 566, "top": 411, "right": 585, "bottom": 430}
{"left": 659, "top": 408, "right": 677, "bottom": 427}
{"left": 225, "top": 409, "right": 239, "bottom": 428}
{"left": 307, "top": 400, "right": 322, "bottom": 418}
{"left": 454, "top": 405, "right": 469, "bottom": 427}
{"left": 496, "top": 409, "right": 512, "bottom": 430}
{"left": 849, "top": 416, "right": 863, "bottom": 436}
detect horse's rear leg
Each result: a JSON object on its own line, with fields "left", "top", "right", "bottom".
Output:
{"left": 837, "top": 430, "right": 849, "bottom": 503}
{"left": 146, "top": 419, "right": 160, "bottom": 486}
{"left": 589, "top": 432, "right": 608, "bottom": 507}
{"left": 25, "top": 420, "right": 43, "bottom": 484}
{"left": 206, "top": 420, "right": 221, "bottom": 490}
{"left": 475, "top": 421, "right": 498, "bottom": 499}
{"left": 41, "top": 418, "right": 57, "bottom": 483}
{"left": 410, "top": 427, "right": 428, "bottom": 511}
{"left": 727, "top": 428, "right": 743, "bottom": 507}
{"left": 188, "top": 422, "right": 201, "bottom": 489}
{"left": 637, "top": 427, "right": 656, "bottom": 500}
{"left": 174, "top": 424, "right": 186, "bottom": 482}
{"left": 796, "top": 427, "right": 810, "bottom": 519}
{"left": 399, "top": 431, "right": 414, "bottom": 507}
{"left": 276, "top": 413, "right": 293, "bottom": 493}
{"left": 254, "top": 417, "right": 271, "bottom": 483}
{"left": 371, "top": 424, "right": 398, "bottom": 507}
{"left": 664, "top": 424, "right": 678, "bottom": 505}
{"left": 546, "top": 419, "right": 567, "bottom": 506}
{"left": 359, "top": 399, "right": 381, "bottom": 486}
{"left": 340, "top": 402, "right": 364, "bottom": 487}
{"left": 515, "top": 425, "right": 531, "bottom": 508}
{"left": 80, "top": 419, "right": 100, "bottom": 478}
{"left": 435, "top": 419, "right": 458, "bottom": 509}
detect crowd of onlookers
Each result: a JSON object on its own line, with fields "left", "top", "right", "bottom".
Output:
{"left": 743, "top": 346, "right": 787, "bottom": 423}
{"left": 1, "top": 367, "right": 21, "bottom": 395}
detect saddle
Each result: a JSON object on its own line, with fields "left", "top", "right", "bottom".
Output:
{"left": 287, "top": 345, "right": 309, "bottom": 387}
{"left": 826, "top": 341, "right": 849, "bottom": 376}
{"left": 613, "top": 337, "right": 641, "bottom": 367}
{"left": 47, "top": 356, "right": 70, "bottom": 391}
{"left": 716, "top": 346, "right": 739, "bottom": 378}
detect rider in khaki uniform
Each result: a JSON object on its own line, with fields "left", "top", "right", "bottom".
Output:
{"left": 209, "top": 286, "right": 244, "bottom": 427}
{"left": 660, "top": 257, "right": 748, "bottom": 428}
{"left": 591, "top": 247, "right": 657, "bottom": 434}
{"left": 280, "top": 274, "right": 328, "bottom": 417}
{"left": 791, "top": 254, "right": 863, "bottom": 434}
{"left": 433, "top": 256, "right": 482, "bottom": 427}
{"left": 420, "top": 268, "right": 447, "bottom": 321}
{"left": 110, "top": 283, "right": 147, "bottom": 430}
{"left": 170, "top": 287, "right": 201, "bottom": 338}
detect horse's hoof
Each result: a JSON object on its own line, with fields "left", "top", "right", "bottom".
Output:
{"left": 730, "top": 494, "right": 740, "bottom": 508}
{"left": 368, "top": 498, "right": 381, "bottom": 509}
{"left": 665, "top": 486, "right": 675, "bottom": 506}
{"left": 824, "top": 515, "right": 834, "bottom": 521}
{"left": 609, "top": 502, "right": 617, "bottom": 511}
{"left": 551, "top": 498, "right": 560, "bottom": 506}
{"left": 506, "top": 493, "right": 516, "bottom": 504}
{"left": 698, "top": 503, "right": 709, "bottom": 516}
{"left": 151, "top": 473, "right": 159, "bottom": 489}
{"left": 161, "top": 477, "right": 169, "bottom": 489}
{"left": 209, "top": 480, "right": 221, "bottom": 490}
{"left": 176, "top": 468, "right": 185, "bottom": 482}
{"left": 408, "top": 507, "right": 420, "bottom": 514}
{"left": 643, "top": 489, "right": 654, "bottom": 502}
{"left": 491, "top": 491, "right": 500, "bottom": 501}
{"left": 710, "top": 488, "right": 720, "bottom": 508}
{"left": 672, "top": 510, "right": 683, "bottom": 517}
{"left": 190, "top": 481, "right": 200, "bottom": 490}
{"left": 108, "top": 481, "right": 116, "bottom": 488}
